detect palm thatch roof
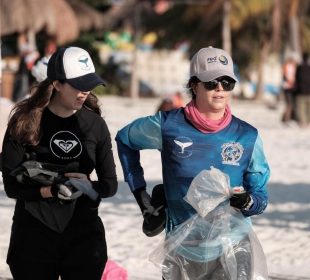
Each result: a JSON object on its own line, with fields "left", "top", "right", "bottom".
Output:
{"left": 68, "top": 0, "right": 104, "bottom": 31}
{"left": 0, "top": 0, "right": 54, "bottom": 35}
{"left": 0, "top": 0, "right": 143, "bottom": 44}
{"left": 0, "top": 0, "right": 79, "bottom": 44}
{"left": 68, "top": 0, "right": 140, "bottom": 31}
{"left": 47, "top": 0, "right": 79, "bottom": 45}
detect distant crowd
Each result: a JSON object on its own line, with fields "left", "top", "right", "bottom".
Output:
{"left": 281, "top": 52, "right": 310, "bottom": 128}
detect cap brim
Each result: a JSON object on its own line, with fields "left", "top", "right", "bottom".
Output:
{"left": 197, "top": 70, "right": 238, "bottom": 82}
{"left": 67, "top": 73, "right": 106, "bottom": 92}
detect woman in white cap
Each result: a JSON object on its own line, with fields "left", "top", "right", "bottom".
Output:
{"left": 115, "top": 47, "right": 270, "bottom": 279}
{"left": 2, "top": 46, "right": 118, "bottom": 280}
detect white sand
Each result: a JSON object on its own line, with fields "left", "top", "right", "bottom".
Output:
{"left": 1, "top": 96, "right": 310, "bottom": 279}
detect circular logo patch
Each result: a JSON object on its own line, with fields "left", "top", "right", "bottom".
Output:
{"left": 221, "top": 142, "right": 244, "bottom": 166}
{"left": 219, "top": 55, "right": 228, "bottom": 65}
{"left": 50, "top": 131, "right": 82, "bottom": 159}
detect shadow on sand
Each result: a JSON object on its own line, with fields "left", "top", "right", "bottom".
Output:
{"left": 105, "top": 181, "right": 310, "bottom": 232}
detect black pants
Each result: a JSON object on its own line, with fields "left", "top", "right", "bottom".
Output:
{"left": 8, "top": 217, "right": 107, "bottom": 280}
{"left": 10, "top": 261, "right": 106, "bottom": 280}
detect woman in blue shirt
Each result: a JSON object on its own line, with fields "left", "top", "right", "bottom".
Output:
{"left": 116, "top": 47, "right": 270, "bottom": 279}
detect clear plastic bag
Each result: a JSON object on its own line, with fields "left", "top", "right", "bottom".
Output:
{"left": 149, "top": 167, "right": 268, "bottom": 280}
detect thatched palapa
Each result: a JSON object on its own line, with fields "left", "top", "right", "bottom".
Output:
{"left": 68, "top": 0, "right": 104, "bottom": 32}
{"left": 0, "top": 0, "right": 79, "bottom": 45}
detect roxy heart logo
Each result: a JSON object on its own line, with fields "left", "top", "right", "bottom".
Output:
{"left": 50, "top": 131, "right": 82, "bottom": 159}
{"left": 53, "top": 139, "right": 78, "bottom": 153}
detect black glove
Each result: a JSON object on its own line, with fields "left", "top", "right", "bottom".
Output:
{"left": 230, "top": 192, "right": 252, "bottom": 210}
{"left": 133, "top": 185, "right": 166, "bottom": 237}
{"left": 133, "top": 187, "right": 155, "bottom": 216}
{"left": 51, "top": 182, "right": 83, "bottom": 202}
{"left": 11, "top": 160, "right": 79, "bottom": 186}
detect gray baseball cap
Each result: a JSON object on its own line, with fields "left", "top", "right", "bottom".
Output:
{"left": 190, "top": 47, "right": 238, "bottom": 82}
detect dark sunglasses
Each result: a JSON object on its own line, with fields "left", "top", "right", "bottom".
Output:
{"left": 201, "top": 78, "right": 236, "bottom": 91}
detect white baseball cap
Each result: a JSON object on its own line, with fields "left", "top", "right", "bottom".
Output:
{"left": 190, "top": 47, "right": 238, "bottom": 82}
{"left": 47, "top": 46, "right": 106, "bottom": 91}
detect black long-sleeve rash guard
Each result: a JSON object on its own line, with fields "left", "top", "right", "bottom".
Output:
{"left": 2, "top": 107, "right": 118, "bottom": 223}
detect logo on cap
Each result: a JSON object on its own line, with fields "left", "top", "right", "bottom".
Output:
{"left": 219, "top": 55, "right": 228, "bottom": 65}
{"left": 207, "top": 56, "right": 217, "bottom": 63}
{"left": 78, "top": 55, "right": 91, "bottom": 70}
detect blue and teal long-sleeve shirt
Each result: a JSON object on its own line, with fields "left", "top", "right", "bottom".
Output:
{"left": 116, "top": 108, "right": 270, "bottom": 231}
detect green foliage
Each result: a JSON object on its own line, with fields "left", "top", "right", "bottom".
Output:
{"left": 231, "top": 0, "right": 273, "bottom": 30}
{"left": 93, "top": 84, "right": 121, "bottom": 96}
{"left": 231, "top": 5, "right": 272, "bottom": 73}
{"left": 144, "top": 4, "right": 222, "bottom": 56}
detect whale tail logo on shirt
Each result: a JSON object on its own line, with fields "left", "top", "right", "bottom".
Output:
{"left": 174, "top": 140, "right": 193, "bottom": 154}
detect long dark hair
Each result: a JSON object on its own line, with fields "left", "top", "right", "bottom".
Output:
{"left": 8, "top": 80, "right": 102, "bottom": 145}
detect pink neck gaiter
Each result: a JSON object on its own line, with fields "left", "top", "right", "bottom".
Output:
{"left": 184, "top": 100, "right": 232, "bottom": 133}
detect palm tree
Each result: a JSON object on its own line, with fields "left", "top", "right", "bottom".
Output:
{"left": 222, "top": 0, "right": 232, "bottom": 55}
{"left": 288, "top": 0, "right": 301, "bottom": 56}
{"left": 255, "top": 0, "right": 280, "bottom": 100}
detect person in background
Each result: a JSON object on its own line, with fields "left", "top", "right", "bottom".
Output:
{"left": 294, "top": 52, "right": 310, "bottom": 128}
{"left": 1, "top": 46, "right": 118, "bottom": 280}
{"left": 115, "top": 47, "right": 270, "bottom": 278}
{"left": 171, "top": 91, "right": 185, "bottom": 108}
{"left": 156, "top": 97, "right": 175, "bottom": 112}
{"left": 281, "top": 55, "right": 297, "bottom": 124}
{"left": 12, "top": 33, "right": 40, "bottom": 102}
{"left": 31, "top": 55, "right": 50, "bottom": 83}
{"left": 156, "top": 92, "right": 185, "bottom": 112}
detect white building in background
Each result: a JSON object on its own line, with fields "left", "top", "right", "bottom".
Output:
{"left": 241, "top": 53, "right": 283, "bottom": 100}
{"left": 98, "top": 47, "right": 190, "bottom": 96}
{"left": 136, "top": 50, "right": 189, "bottom": 95}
